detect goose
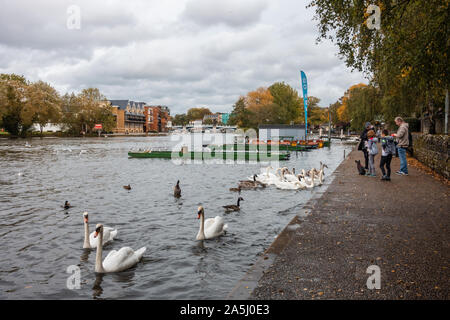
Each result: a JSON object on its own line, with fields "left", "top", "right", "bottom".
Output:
{"left": 83, "top": 212, "right": 118, "bottom": 249}
{"left": 123, "top": 184, "right": 131, "bottom": 190}
{"left": 241, "top": 174, "right": 267, "bottom": 188}
{"left": 174, "top": 180, "right": 181, "bottom": 198}
{"left": 229, "top": 186, "right": 242, "bottom": 193}
{"left": 93, "top": 224, "right": 146, "bottom": 273}
{"left": 196, "top": 206, "right": 228, "bottom": 240}
{"left": 223, "top": 197, "right": 244, "bottom": 212}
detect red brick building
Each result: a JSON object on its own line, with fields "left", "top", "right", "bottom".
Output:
{"left": 144, "top": 106, "right": 170, "bottom": 133}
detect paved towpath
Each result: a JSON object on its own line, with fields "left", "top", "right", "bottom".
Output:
{"left": 231, "top": 148, "right": 449, "bottom": 299}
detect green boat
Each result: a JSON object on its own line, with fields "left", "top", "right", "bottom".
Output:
{"left": 128, "top": 150, "right": 290, "bottom": 161}
{"left": 213, "top": 144, "right": 309, "bottom": 152}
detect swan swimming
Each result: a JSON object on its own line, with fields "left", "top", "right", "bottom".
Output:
{"left": 83, "top": 212, "right": 117, "bottom": 249}
{"left": 94, "top": 224, "right": 146, "bottom": 273}
{"left": 196, "top": 206, "right": 228, "bottom": 240}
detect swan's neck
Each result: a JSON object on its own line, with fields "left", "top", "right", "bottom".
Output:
{"left": 95, "top": 230, "right": 105, "bottom": 273}
{"left": 83, "top": 222, "right": 91, "bottom": 249}
{"left": 197, "top": 214, "right": 206, "bottom": 240}
{"left": 237, "top": 198, "right": 241, "bottom": 207}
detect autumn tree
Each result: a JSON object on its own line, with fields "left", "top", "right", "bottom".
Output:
{"left": 0, "top": 74, "right": 32, "bottom": 136}
{"left": 27, "top": 80, "right": 62, "bottom": 135}
{"left": 186, "top": 107, "right": 212, "bottom": 121}
{"left": 308, "top": 0, "right": 449, "bottom": 132}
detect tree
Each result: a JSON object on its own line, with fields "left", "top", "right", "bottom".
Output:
{"left": 229, "top": 96, "right": 253, "bottom": 128}
{"left": 26, "top": 80, "right": 62, "bottom": 135}
{"left": 186, "top": 107, "right": 212, "bottom": 121}
{"left": 269, "top": 82, "right": 302, "bottom": 124}
{"left": 0, "top": 74, "right": 30, "bottom": 136}
{"left": 172, "top": 113, "right": 189, "bottom": 126}
{"left": 308, "top": 0, "right": 449, "bottom": 132}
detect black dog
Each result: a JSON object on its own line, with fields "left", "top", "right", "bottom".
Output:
{"left": 355, "top": 160, "right": 366, "bottom": 175}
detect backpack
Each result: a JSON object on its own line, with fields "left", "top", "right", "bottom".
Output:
{"left": 408, "top": 131, "right": 413, "bottom": 147}
{"left": 383, "top": 138, "right": 396, "bottom": 155}
{"left": 368, "top": 139, "right": 378, "bottom": 155}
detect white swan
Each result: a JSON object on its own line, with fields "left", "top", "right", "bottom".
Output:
{"left": 196, "top": 206, "right": 228, "bottom": 240}
{"left": 94, "top": 224, "right": 146, "bottom": 273}
{"left": 298, "top": 170, "right": 315, "bottom": 189}
{"left": 83, "top": 212, "right": 117, "bottom": 249}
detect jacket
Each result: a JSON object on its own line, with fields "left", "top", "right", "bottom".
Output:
{"left": 396, "top": 123, "right": 409, "bottom": 148}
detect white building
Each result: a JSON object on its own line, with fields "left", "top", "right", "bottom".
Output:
{"left": 258, "top": 124, "right": 306, "bottom": 141}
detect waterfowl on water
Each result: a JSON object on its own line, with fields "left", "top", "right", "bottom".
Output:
{"left": 229, "top": 185, "right": 242, "bottom": 193}
{"left": 123, "top": 184, "right": 131, "bottom": 190}
{"left": 223, "top": 197, "right": 244, "bottom": 212}
{"left": 83, "top": 212, "right": 118, "bottom": 249}
{"left": 196, "top": 206, "right": 228, "bottom": 240}
{"left": 239, "top": 174, "right": 266, "bottom": 189}
{"left": 63, "top": 201, "right": 71, "bottom": 210}
{"left": 93, "top": 224, "right": 145, "bottom": 273}
{"left": 174, "top": 180, "right": 181, "bottom": 198}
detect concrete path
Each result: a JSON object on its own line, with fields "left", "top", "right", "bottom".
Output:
{"left": 233, "top": 148, "right": 449, "bottom": 299}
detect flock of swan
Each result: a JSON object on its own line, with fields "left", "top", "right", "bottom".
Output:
{"left": 78, "top": 161, "right": 327, "bottom": 274}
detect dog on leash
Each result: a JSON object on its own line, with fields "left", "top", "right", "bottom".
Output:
{"left": 355, "top": 160, "right": 366, "bottom": 175}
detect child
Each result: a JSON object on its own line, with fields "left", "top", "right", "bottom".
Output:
{"left": 380, "top": 129, "right": 395, "bottom": 181}
{"left": 366, "top": 130, "right": 378, "bottom": 177}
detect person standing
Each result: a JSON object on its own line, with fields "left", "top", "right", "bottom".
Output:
{"left": 358, "top": 122, "right": 372, "bottom": 170}
{"left": 379, "top": 129, "right": 395, "bottom": 181}
{"left": 393, "top": 117, "right": 409, "bottom": 175}
{"left": 366, "top": 130, "right": 378, "bottom": 177}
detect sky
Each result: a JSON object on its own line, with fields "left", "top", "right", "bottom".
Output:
{"left": 0, "top": 0, "right": 367, "bottom": 115}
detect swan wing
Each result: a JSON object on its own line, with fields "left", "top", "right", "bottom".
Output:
{"left": 204, "top": 216, "right": 226, "bottom": 239}
{"left": 103, "top": 246, "right": 146, "bottom": 273}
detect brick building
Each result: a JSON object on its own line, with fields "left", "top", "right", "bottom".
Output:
{"left": 109, "top": 100, "right": 146, "bottom": 134}
{"left": 145, "top": 106, "right": 170, "bottom": 133}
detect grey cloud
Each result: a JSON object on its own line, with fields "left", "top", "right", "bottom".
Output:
{"left": 182, "top": 0, "right": 268, "bottom": 27}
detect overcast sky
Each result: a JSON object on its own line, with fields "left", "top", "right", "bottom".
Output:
{"left": 0, "top": 0, "right": 366, "bottom": 115}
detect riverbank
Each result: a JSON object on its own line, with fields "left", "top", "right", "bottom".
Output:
{"left": 0, "top": 132, "right": 169, "bottom": 139}
{"left": 229, "top": 148, "right": 449, "bottom": 300}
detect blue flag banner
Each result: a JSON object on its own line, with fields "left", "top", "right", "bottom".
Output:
{"left": 300, "top": 70, "right": 308, "bottom": 139}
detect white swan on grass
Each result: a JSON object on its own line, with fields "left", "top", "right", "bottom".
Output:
{"left": 196, "top": 206, "right": 228, "bottom": 240}
{"left": 94, "top": 224, "right": 146, "bottom": 273}
{"left": 83, "top": 212, "right": 117, "bottom": 249}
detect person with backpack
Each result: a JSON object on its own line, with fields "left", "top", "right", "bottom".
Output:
{"left": 393, "top": 117, "right": 409, "bottom": 176}
{"left": 379, "top": 129, "right": 395, "bottom": 181}
{"left": 366, "top": 129, "right": 378, "bottom": 177}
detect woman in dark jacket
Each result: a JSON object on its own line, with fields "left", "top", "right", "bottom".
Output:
{"left": 358, "top": 122, "right": 372, "bottom": 170}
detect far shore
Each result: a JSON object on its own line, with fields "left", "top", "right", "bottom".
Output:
{"left": 0, "top": 132, "right": 170, "bottom": 139}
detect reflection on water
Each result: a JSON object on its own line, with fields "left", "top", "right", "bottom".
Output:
{"left": 0, "top": 135, "right": 352, "bottom": 299}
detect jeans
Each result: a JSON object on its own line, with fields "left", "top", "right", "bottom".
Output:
{"left": 368, "top": 154, "right": 376, "bottom": 175}
{"left": 380, "top": 154, "right": 392, "bottom": 177}
{"left": 397, "top": 147, "right": 408, "bottom": 174}
{"left": 362, "top": 149, "right": 369, "bottom": 169}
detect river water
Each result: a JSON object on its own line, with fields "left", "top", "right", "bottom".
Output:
{"left": 0, "top": 135, "right": 352, "bottom": 299}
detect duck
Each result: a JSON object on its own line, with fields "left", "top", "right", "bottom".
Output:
{"left": 83, "top": 212, "right": 118, "bottom": 249}
{"left": 93, "top": 224, "right": 146, "bottom": 273}
{"left": 123, "top": 184, "right": 131, "bottom": 190}
{"left": 223, "top": 197, "right": 244, "bottom": 212}
{"left": 196, "top": 206, "right": 228, "bottom": 240}
{"left": 63, "top": 201, "right": 72, "bottom": 210}
{"left": 174, "top": 180, "right": 181, "bottom": 198}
